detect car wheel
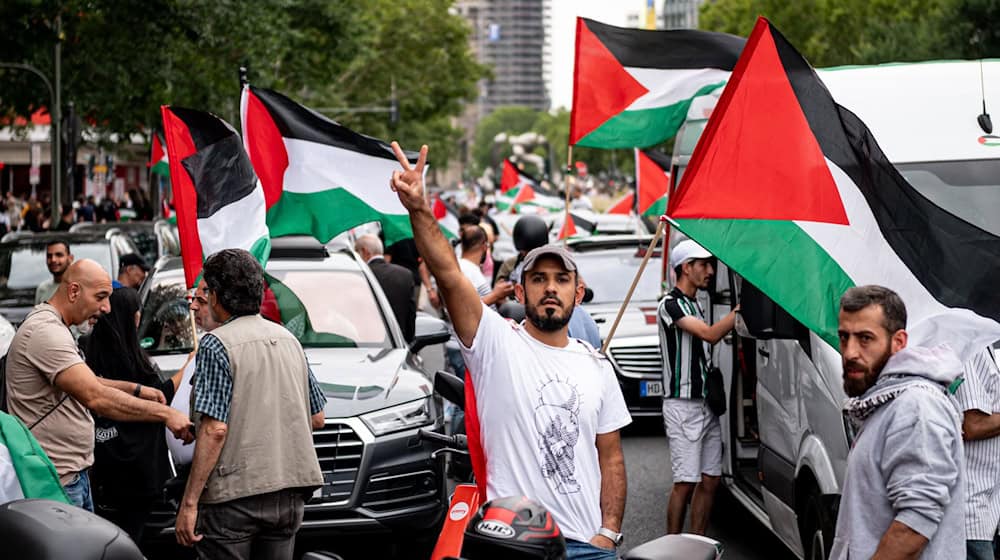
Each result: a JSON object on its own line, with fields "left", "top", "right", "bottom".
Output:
{"left": 800, "top": 486, "right": 834, "bottom": 560}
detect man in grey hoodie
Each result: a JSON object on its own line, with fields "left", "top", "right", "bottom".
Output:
{"left": 830, "top": 285, "right": 964, "bottom": 560}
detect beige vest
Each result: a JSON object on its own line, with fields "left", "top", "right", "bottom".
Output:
{"left": 192, "top": 315, "right": 323, "bottom": 504}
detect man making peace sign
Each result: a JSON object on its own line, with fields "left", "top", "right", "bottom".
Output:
{"left": 389, "top": 143, "right": 632, "bottom": 558}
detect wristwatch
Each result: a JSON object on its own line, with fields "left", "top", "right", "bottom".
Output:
{"left": 597, "top": 527, "right": 623, "bottom": 547}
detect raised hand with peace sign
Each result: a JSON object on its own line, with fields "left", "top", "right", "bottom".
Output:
{"left": 389, "top": 141, "right": 429, "bottom": 212}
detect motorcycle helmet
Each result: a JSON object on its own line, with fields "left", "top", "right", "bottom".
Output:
{"left": 460, "top": 496, "right": 566, "bottom": 560}
{"left": 512, "top": 216, "right": 549, "bottom": 253}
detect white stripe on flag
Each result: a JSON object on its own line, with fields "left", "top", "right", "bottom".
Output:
{"left": 796, "top": 159, "right": 1000, "bottom": 361}
{"left": 197, "top": 185, "right": 269, "bottom": 258}
{"left": 624, "top": 67, "right": 730, "bottom": 111}
{"left": 282, "top": 138, "right": 413, "bottom": 215}
{"left": 0, "top": 443, "right": 25, "bottom": 504}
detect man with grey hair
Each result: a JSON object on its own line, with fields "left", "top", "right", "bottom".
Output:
{"left": 175, "top": 249, "right": 326, "bottom": 559}
{"left": 356, "top": 233, "right": 417, "bottom": 342}
{"left": 830, "top": 285, "right": 964, "bottom": 559}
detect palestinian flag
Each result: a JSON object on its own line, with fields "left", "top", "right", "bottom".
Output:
{"left": 635, "top": 149, "right": 670, "bottom": 217}
{"left": 499, "top": 159, "right": 528, "bottom": 194}
{"left": 570, "top": 17, "right": 745, "bottom": 148}
{"left": 558, "top": 213, "right": 578, "bottom": 240}
{"left": 0, "top": 412, "right": 68, "bottom": 504}
{"left": 667, "top": 18, "right": 1000, "bottom": 361}
{"left": 241, "top": 86, "right": 423, "bottom": 246}
{"left": 149, "top": 133, "right": 169, "bottom": 176}
{"left": 161, "top": 106, "right": 271, "bottom": 288}
{"left": 433, "top": 195, "right": 460, "bottom": 239}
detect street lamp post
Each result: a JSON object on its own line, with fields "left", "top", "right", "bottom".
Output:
{"left": 0, "top": 62, "right": 61, "bottom": 219}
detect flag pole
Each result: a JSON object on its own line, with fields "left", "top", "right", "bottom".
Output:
{"left": 660, "top": 178, "right": 678, "bottom": 298}
{"left": 601, "top": 216, "right": 667, "bottom": 354}
{"left": 562, "top": 145, "right": 574, "bottom": 245}
{"left": 189, "top": 308, "right": 199, "bottom": 352}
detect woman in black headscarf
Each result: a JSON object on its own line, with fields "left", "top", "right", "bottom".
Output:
{"left": 83, "top": 287, "right": 182, "bottom": 543}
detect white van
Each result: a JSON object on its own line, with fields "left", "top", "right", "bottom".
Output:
{"left": 668, "top": 60, "right": 1000, "bottom": 560}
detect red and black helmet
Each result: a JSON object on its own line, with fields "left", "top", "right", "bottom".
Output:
{"left": 460, "top": 496, "right": 566, "bottom": 560}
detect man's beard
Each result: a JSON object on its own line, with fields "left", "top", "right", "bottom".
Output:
{"left": 843, "top": 343, "right": 893, "bottom": 397}
{"left": 76, "top": 318, "right": 95, "bottom": 336}
{"left": 525, "top": 297, "right": 573, "bottom": 332}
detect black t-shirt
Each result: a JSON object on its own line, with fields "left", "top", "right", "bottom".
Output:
{"left": 91, "top": 377, "right": 176, "bottom": 502}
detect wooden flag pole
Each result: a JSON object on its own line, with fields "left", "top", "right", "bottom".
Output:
{"left": 189, "top": 308, "right": 199, "bottom": 352}
{"left": 601, "top": 216, "right": 667, "bottom": 354}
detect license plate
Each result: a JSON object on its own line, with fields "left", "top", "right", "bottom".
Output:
{"left": 640, "top": 380, "right": 663, "bottom": 397}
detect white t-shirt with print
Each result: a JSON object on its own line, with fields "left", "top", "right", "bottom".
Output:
{"left": 459, "top": 303, "right": 632, "bottom": 543}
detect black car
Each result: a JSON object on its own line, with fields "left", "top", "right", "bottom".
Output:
{"left": 0, "top": 230, "right": 139, "bottom": 325}
{"left": 137, "top": 236, "right": 452, "bottom": 546}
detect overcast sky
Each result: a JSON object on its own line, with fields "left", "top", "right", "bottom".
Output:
{"left": 548, "top": 0, "right": 649, "bottom": 110}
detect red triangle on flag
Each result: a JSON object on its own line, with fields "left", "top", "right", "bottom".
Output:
{"left": 500, "top": 160, "right": 521, "bottom": 193}
{"left": 558, "top": 213, "right": 578, "bottom": 240}
{"left": 149, "top": 134, "right": 164, "bottom": 168}
{"left": 667, "top": 18, "right": 848, "bottom": 226}
{"left": 512, "top": 184, "right": 536, "bottom": 206}
{"left": 570, "top": 17, "right": 650, "bottom": 145}
{"left": 243, "top": 87, "right": 289, "bottom": 209}
{"left": 607, "top": 192, "right": 634, "bottom": 215}
{"left": 636, "top": 150, "right": 669, "bottom": 215}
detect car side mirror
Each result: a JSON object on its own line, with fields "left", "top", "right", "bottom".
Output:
{"left": 739, "top": 280, "right": 798, "bottom": 340}
{"left": 409, "top": 314, "right": 450, "bottom": 354}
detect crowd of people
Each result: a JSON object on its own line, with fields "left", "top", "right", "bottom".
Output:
{"left": 0, "top": 140, "right": 997, "bottom": 560}
{"left": 0, "top": 188, "right": 157, "bottom": 235}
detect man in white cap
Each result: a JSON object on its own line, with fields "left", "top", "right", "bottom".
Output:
{"left": 659, "top": 239, "right": 739, "bottom": 535}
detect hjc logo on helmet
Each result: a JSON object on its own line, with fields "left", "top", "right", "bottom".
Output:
{"left": 475, "top": 520, "right": 515, "bottom": 539}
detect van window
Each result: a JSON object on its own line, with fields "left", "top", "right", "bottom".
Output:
{"left": 896, "top": 159, "right": 1000, "bottom": 237}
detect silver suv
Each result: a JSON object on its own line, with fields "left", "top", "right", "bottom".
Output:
{"left": 137, "top": 236, "right": 451, "bottom": 543}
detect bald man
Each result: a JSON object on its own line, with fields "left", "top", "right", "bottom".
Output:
{"left": 356, "top": 234, "right": 416, "bottom": 342}
{"left": 5, "top": 259, "right": 194, "bottom": 511}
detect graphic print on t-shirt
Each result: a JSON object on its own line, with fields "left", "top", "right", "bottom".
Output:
{"left": 534, "top": 375, "right": 582, "bottom": 494}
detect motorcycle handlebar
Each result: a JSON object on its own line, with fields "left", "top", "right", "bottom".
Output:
{"left": 417, "top": 429, "right": 468, "bottom": 450}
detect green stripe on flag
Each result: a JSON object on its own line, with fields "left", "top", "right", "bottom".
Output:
{"left": 248, "top": 236, "right": 272, "bottom": 269}
{"left": 151, "top": 161, "right": 170, "bottom": 176}
{"left": 576, "top": 82, "right": 726, "bottom": 148}
{"left": 266, "top": 188, "right": 415, "bottom": 246}
{"left": 672, "top": 218, "right": 855, "bottom": 348}
{"left": 264, "top": 273, "right": 356, "bottom": 347}
{"left": 642, "top": 196, "right": 667, "bottom": 219}
{"left": 0, "top": 412, "right": 69, "bottom": 503}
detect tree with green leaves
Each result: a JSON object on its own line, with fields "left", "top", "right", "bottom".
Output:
{"left": 0, "top": 0, "right": 486, "bottom": 166}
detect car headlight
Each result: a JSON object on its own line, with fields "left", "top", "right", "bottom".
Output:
{"left": 361, "top": 398, "right": 433, "bottom": 436}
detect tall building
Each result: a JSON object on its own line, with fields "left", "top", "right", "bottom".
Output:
{"left": 466, "top": 0, "right": 550, "bottom": 114}
{"left": 662, "top": 0, "right": 704, "bottom": 29}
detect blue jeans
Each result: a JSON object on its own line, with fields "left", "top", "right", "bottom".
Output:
{"left": 63, "top": 470, "right": 94, "bottom": 512}
{"left": 566, "top": 539, "right": 617, "bottom": 560}
{"left": 967, "top": 540, "right": 994, "bottom": 560}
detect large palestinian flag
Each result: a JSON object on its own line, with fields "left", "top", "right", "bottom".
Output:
{"left": 0, "top": 412, "right": 68, "bottom": 504}
{"left": 667, "top": 18, "right": 1000, "bottom": 360}
{"left": 161, "top": 106, "right": 270, "bottom": 288}
{"left": 570, "top": 18, "right": 745, "bottom": 148}
{"left": 241, "top": 86, "right": 422, "bottom": 245}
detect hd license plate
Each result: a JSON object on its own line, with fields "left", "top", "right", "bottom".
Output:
{"left": 640, "top": 380, "right": 663, "bottom": 397}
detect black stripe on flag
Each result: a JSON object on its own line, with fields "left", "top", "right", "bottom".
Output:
{"left": 642, "top": 149, "right": 671, "bottom": 171}
{"left": 250, "top": 87, "right": 422, "bottom": 164}
{"left": 582, "top": 18, "right": 744, "bottom": 70}
{"left": 169, "top": 107, "right": 257, "bottom": 220}
{"left": 770, "top": 23, "right": 1000, "bottom": 322}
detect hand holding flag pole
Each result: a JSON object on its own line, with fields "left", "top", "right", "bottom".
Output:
{"left": 600, "top": 215, "right": 668, "bottom": 354}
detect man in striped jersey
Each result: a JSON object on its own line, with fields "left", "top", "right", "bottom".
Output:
{"left": 955, "top": 347, "right": 1000, "bottom": 560}
{"left": 658, "top": 240, "right": 739, "bottom": 535}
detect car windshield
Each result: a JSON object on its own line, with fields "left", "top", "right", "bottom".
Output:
{"left": 139, "top": 269, "right": 390, "bottom": 354}
{"left": 125, "top": 230, "right": 158, "bottom": 265}
{"left": 0, "top": 243, "right": 112, "bottom": 306}
{"left": 896, "top": 159, "right": 1000, "bottom": 237}
{"left": 574, "top": 250, "right": 662, "bottom": 304}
